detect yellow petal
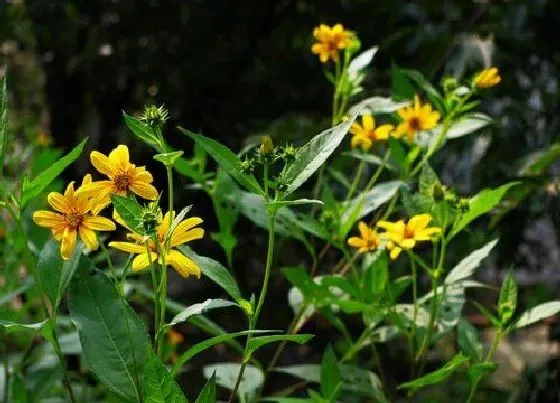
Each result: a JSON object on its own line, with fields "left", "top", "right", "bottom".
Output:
{"left": 75, "top": 180, "right": 113, "bottom": 198}
{"left": 358, "top": 221, "right": 369, "bottom": 239}
{"left": 129, "top": 182, "right": 158, "bottom": 200}
{"left": 347, "top": 237, "right": 365, "bottom": 249}
{"left": 415, "top": 227, "right": 442, "bottom": 241}
{"left": 90, "top": 151, "right": 115, "bottom": 177}
{"left": 132, "top": 252, "right": 158, "bottom": 272}
{"left": 109, "top": 241, "right": 145, "bottom": 253}
{"left": 33, "top": 211, "right": 66, "bottom": 229}
{"left": 61, "top": 228, "right": 77, "bottom": 260}
{"left": 389, "top": 246, "right": 402, "bottom": 260}
{"left": 407, "top": 214, "right": 432, "bottom": 232}
{"left": 166, "top": 250, "right": 201, "bottom": 278}
{"left": 82, "top": 215, "right": 116, "bottom": 231}
{"left": 47, "top": 192, "right": 70, "bottom": 213}
{"left": 362, "top": 114, "right": 375, "bottom": 131}
{"left": 171, "top": 217, "right": 204, "bottom": 244}
{"left": 401, "top": 239, "right": 416, "bottom": 249}
{"left": 132, "top": 167, "right": 153, "bottom": 183}
{"left": 79, "top": 226, "right": 99, "bottom": 251}
{"left": 377, "top": 220, "right": 405, "bottom": 235}
{"left": 109, "top": 145, "right": 130, "bottom": 170}
{"left": 374, "top": 124, "right": 393, "bottom": 140}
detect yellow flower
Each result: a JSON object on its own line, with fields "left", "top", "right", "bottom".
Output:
{"left": 167, "top": 328, "right": 184, "bottom": 345}
{"left": 109, "top": 211, "right": 204, "bottom": 278}
{"left": 32, "top": 176, "right": 116, "bottom": 259}
{"left": 377, "top": 213, "right": 441, "bottom": 260}
{"left": 347, "top": 221, "right": 381, "bottom": 253}
{"left": 311, "top": 24, "right": 353, "bottom": 63}
{"left": 394, "top": 96, "right": 441, "bottom": 142}
{"left": 473, "top": 67, "right": 501, "bottom": 89}
{"left": 349, "top": 114, "right": 393, "bottom": 151}
{"left": 77, "top": 145, "right": 158, "bottom": 214}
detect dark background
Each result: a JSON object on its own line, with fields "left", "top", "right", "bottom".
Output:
{"left": 2, "top": 0, "right": 560, "bottom": 400}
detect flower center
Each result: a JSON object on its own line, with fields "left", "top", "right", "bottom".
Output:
{"left": 114, "top": 173, "right": 130, "bottom": 192}
{"left": 366, "top": 238, "right": 378, "bottom": 250}
{"left": 404, "top": 226, "right": 415, "bottom": 239}
{"left": 65, "top": 212, "right": 83, "bottom": 229}
{"left": 408, "top": 117, "right": 421, "bottom": 131}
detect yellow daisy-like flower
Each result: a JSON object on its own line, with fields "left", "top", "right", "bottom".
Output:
{"left": 473, "top": 67, "right": 501, "bottom": 89}
{"left": 394, "top": 96, "right": 441, "bottom": 143}
{"left": 350, "top": 114, "right": 393, "bottom": 151}
{"left": 109, "top": 211, "right": 204, "bottom": 278}
{"left": 32, "top": 176, "right": 116, "bottom": 259}
{"left": 377, "top": 213, "right": 441, "bottom": 260}
{"left": 77, "top": 145, "right": 158, "bottom": 214}
{"left": 347, "top": 221, "right": 381, "bottom": 253}
{"left": 311, "top": 24, "right": 353, "bottom": 63}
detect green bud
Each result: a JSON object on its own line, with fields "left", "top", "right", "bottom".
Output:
{"left": 240, "top": 158, "right": 255, "bottom": 174}
{"left": 259, "top": 136, "right": 274, "bottom": 156}
{"left": 431, "top": 183, "right": 445, "bottom": 202}
{"left": 458, "top": 198, "right": 470, "bottom": 213}
{"left": 140, "top": 105, "right": 169, "bottom": 128}
{"left": 443, "top": 77, "right": 458, "bottom": 93}
{"left": 282, "top": 144, "right": 297, "bottom": 163}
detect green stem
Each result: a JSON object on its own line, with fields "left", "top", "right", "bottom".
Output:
{"left": 467, "top": 329, "right": 503, "bottom": 403}
{"left": 2, "top": 332, "right": 10, "bottom": 403}
{"left": 146, "top": 242, "right": 159, "bottom": 349}
{"left": 410, "top": 258, "right": 418, "bottom": 369}
{"left": 345, "top": 160, "right": 365, "bottom": 201}
{"left": 229, "top": 210, "right": 277, "bottom": 402}
{"left": 100, "top": 242, "right": 118, "bottom": 288}
{"left": 340, "top": 327, "right": 371, "bottom": 363}
{"left": 365, "top": 149, "right": 391, "bottom": 191}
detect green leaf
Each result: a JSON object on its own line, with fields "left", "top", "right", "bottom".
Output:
{"left": 174, "top": 156, "right": 206, "bottom": 183}
{"left": 388, "top": 137, "right": 408, "bottom": 174}
{"left": 514, "top": 301, "right": 560, "bottom": 329}
{"left": 307, "top": 389, "right": 326, "bottom": 403}
{"left": 348, "top": 46, "right": 378, "bottom": 79}
{"left": 203, "top": 363, "right": 263, "bottom": 402}
{"left": 261, "top": 398, "right": 311, "bottom": 403}
{"left": 171, "top": 330, "right": 274, "bottom": 376}
{"left": 123, "top": 111, "right": 161, "bottom": 149}
{"left": 143, "top": 346, "right": 187, "bottom": 403}
{"left": 10, "top": 373, "right": 29, "bottom": 403}
{"left": 445, "top": 239, "right": 499, "bottom": 285}
{"left": 399, "top": 68, "right": 445, "bottom": 112}
{"left": 0, "top": 320, "right": 48, "bottom": 333}
{"left": 179, "top": 128, "right": 262, "bottom": 194}
{"left": 245, "top": 334, "right": 313, "bottom": 362}
{"left": 391, "top": 65, "right": 415, "bottom": 100}
{"left": 168, "top": 299, "right": 237, "bottom": 327}
{"left": 457, "top": 319, "right": 483, "bottom": 362}
{"left": 445, "top": 113, "right": 492, "bottom": 139}
{"left": 266, "top": 199, "right": 324, "bottom": 207}
{"left": 398, "top": 353, "right": 469, "bottom": 391}
{"left": 339, "top": 365, "right": 388, "bottom": 402}
{"left": 340, "top": 181, "right": 402, "bottom": 237}
{"left": 0, "top": 73, "right": 7, "bottom": 176}
{"left": 517, "top": 143, "right": 560, "bottom": 176}
{"left": 450, "top": 182, "right": 519, "bottom": 239}
{"left": 348, "top": 97, "right": 410, "bottom": 116}
{"left": 472, "top": 301, "right": 501, "bottom": 329}
{"left": 468, "top": 362, "right": 498, "bottom": 382}
{"left": 154, "top": 151, "right": 184, "bottom": 168}
{"left": 320, "top": 345, "right": 341, "bottom": 400}
{"left": 111, "top": 194, "right": 145, "bottom": 234}
{"left": 498, "top": 271, "right": 518, "bottom": 324}
{"left": 20, "top": 138, "right": 88, "bottom": 206}
{"left": 179, "top": 246, "right": 242, "bottom": 302}
{"left": 363, "top": 252, "right": 389, "bottom": 300}
{"left": 69, "top": 272, "right": 148, "bottom": 402}
{"left": 37, "top": 239, "right": 91, "bottom": 310}
{"left": 196, "top": 373, "right": 216, "bottom": 403}
{"left": 419, "top": 164, "right": 439, "bottom": 196}
{"left": 281, "top": 116, "right": 357, "bottom": 196}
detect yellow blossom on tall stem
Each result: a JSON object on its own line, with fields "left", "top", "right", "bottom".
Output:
{"left": 347, "top": 221, "right": 381, "bottom": 253}
{"left": 76, "top": 145, "right": 158, "bottom": 214}
{"left": 311, "top": 24, "right": 353, "bottom": 63}
{"left": 109, "top": 211, "right": 204, "bottom": 278}
{"left": 394, "top": 96, "right": 441, "bottom": 143}
{"left": 473, "top": 67, "right": 501, "bottom": 89}
{"left": 377, "top": 213, "right": 441, "bottom": 259}
{"left": 32, "top": 175, "right": 116, "bottom": 259}
{"left": 349, "top": 114, "right": 394, "bottom": 151}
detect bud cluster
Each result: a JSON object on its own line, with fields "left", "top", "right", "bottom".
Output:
{"left": 140, "top": 105, "right": 169, "bottom": 129}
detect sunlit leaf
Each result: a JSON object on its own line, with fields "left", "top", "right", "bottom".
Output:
{"left": 203, "top": 363, "right": 263, "bottom": 402}
{"left": 515, "top": 301, "right": 560, "bottom": 328}
{"left": 398, "top": 353, "right": 469, "bottom": 391}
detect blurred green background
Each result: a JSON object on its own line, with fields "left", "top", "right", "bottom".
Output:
{"left": 2, "top": 0, "right": 559, "bottom": 400}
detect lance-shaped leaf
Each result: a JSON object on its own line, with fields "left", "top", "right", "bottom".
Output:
{"left": 398, "top": 353, "right": 469, "bottom": 391}
{"left": 445, "top": 113, "right": 492, "bottom": 139}
{"left": 123, "top": 111, "right": 161, "bottom": 149}
{"left": 245, "top": 334, "right": 313, "bottom": 362}
{"left": 498, "top": 271, "right": 518, "bottom": 324}
{"left": 203, "top": 363, "right": 263, "bottom": 402}
{"left": 168, "top": 299, "right": 237, "bottom": 327}
{"left": 196, "top": 373, "right": 216, "bottom": 403}
{"left": 21, "top": 138, "right": 88, "bottom": 206}
{"left": 179, "top": 128, "right": 263, "bottom": 195}
{"left": 143, "top": 346, "right": 187, "bottom": 403}
{"left": 281, "top": 115, "right": 357, "bottom": 196}
{"left": 457, "top": 319, "right": 483, "bottom": 362}
{"left": 111, "top": 194, "right": 145, "bottom": 234}
{"left": 445, "top": 239, "right": 498, "bottom": 285}
{"left": 515, "top": 301, "right": 560, "bottom": 329}
{"left": 348, "top": 97, "right": 410, "bottom": 116}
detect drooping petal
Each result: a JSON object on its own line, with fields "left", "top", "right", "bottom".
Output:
{"left": 166, "top": 250, "right": 201, "bottom": 278}
{"left": 407, "top": 214, "right": 432, "bottom": 232}
{"left": 414, "top": 227, "right": 442, "bottom": 241}
{"left": 79, "top": 226, "right": 99, "bottom": 251}
{"left": 90, "top": 151, "right": 115, "bottom": 177}
{"left": 33, "top": 211, "right": 66, "bottom": 229}
{"left": 400, "top": 238, "right": 416, "bottom": 249}
{"left": 129, "top": 181, "right": 158, "bottom": 200}
{"left": 60, "top": 228, "right": 77, "bottom": 260}
{"left": 47, "top": 192, "right": 70, "bottom": 213}
{"left": 82, "top": 215, "right": 116, "bottom": 231}
{"left": 389, "top": 245, "right": 402, "bottom": 260}
{"left": 132, "top": 252, "right": 158, "bottom": 272}
{"left": 109, "top": 241, "right": 145, "bottom": 253}
{"left": 171, "top": 217, "right": 203, "bottom": 243}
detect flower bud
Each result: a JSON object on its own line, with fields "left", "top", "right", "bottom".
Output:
{"left": 141, "top": 105, "right": 169, "bottom": 128}
{"left": 259, "top": 136, "right": 274, "bottom": 156}
{"left": 443, "top": 77, "right": 458, "bottom": 93}
{"left": 431, "top": 183, "right": 445, "bottom": 202}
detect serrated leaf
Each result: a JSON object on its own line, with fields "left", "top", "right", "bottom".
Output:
{"left": 143, "top": 346, "right": 187, "bottom": 403}
{"left": 179, "top": 246, "right": 242, "bottom": 301}
{"left": 321, "top": 345, "right": 341, "bottom": 400}
{"left": 21, "top": 138, "right": 88, "bottom": 206}
{"left": 281, "top": 116, "right": 357, "bottom": 196}
{"left": 450, "top": 182, "right": 519, "bottom": 239}
{"left": 457, "top": 319, "right": 483, "bottom": 362}
{"left": 179, "top": 128, "right": 262, "bottom": 195}
{"left": 398, "top": 353, "right": 469, "bottom": 391}
{"left": 154, "top": 151, "right": 184, "bottom": 168}
{"left": 69, "top": 272, "right": 148, "bottom": 402}
{"left": 123, "top": 111, "right": 161, "bottom": 148}
{"left": 515, "top": 301, "right": 560, "bottom": 328}
{"left": 245, "top": 334, "right": 313, "bottom": 362}
{"left": 196, "top": 372, "right": 216, "bottom": 403}
{"left": 111, "top": 194, "right": 145, "bottom": 234}
{"left": 169, "top": 299, "right": 237, "bottom": 326}
{"left": 203, "top": 363, "right": 263, "bottom": 402}
{"left": 445, "top": 113, "right": 492, "bottom": 139}
{"left": 348, "top": 97, "right": 410, "bottom": 117}
{"left": 445, "top": 239, "right": 498, "bottom": 285}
